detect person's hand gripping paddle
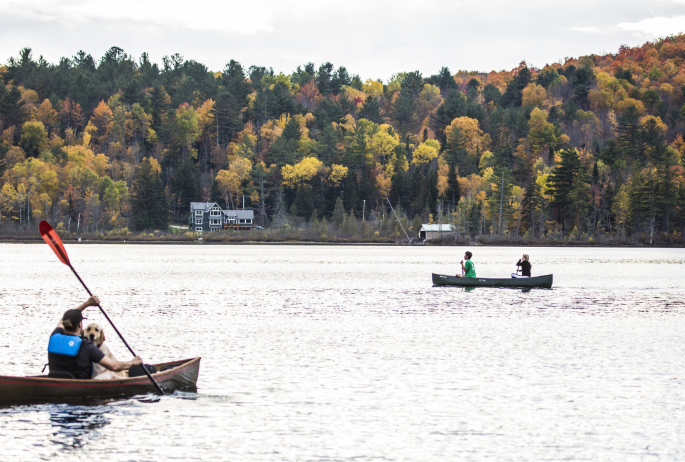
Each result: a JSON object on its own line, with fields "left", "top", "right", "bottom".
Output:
{"left": 39, "top": 220, "right": 165, "bottom": 395}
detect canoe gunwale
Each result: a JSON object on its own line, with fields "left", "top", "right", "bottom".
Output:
{"left": 0, "top": 357, "right": 201, "bottom": 403}
{"left": 432, "top": 273, "right": 553, "bottom": 288}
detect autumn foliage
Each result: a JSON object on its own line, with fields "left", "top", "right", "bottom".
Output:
{"left": 1, "top": 39, "right": 685, "bottom": 241}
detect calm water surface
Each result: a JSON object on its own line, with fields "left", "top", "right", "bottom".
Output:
{"left": 1, "top": 244, "right": 685, "bottom": 461}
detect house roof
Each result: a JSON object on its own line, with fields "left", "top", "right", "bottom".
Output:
{"left": 190, "top": 202, "right": 221, "bottom": 212}
{"left": 419, "top": 224, "right": 454, "bottom": 232}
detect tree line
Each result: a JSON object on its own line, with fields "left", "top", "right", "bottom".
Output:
{"left": 1, "top": 38, "right": 685, "bottom": 242}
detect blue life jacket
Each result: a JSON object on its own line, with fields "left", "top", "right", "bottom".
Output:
{"left": 47, "top": 333, "right": 83, "bottom": 357}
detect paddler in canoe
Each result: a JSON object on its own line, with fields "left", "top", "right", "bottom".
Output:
{"left": 513, "top": 254, "right": 532, "bottom": 278}
{"left": 47, "top": 295, "right": 143, "bottom": 380}
{"left": 455, "top": 251, "right": 476, "bottom": 278}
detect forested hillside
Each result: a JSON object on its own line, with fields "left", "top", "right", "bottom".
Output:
{"left": 1, "top": 38, "right": 684, "bottom": 242}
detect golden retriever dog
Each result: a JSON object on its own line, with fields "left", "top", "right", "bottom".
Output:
{"left": 84, "top": 323, "right": 127, "bottom": 380}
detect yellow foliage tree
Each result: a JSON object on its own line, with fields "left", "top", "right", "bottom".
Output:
{"left": 329, "top": 164, "right": 348, "bottom": 187}
{"left": 216, "top": 157, "right": 253, "bottom": 209}
{"left": 281, "top": 157, "right": 324, "bottom": 188}
{"left": 375, "top": 172, "right": 392, "bottom": 197}
{"left": 363, "top": 79, "right": 384, "bottom": 97}
{"left": 445, "top": 117, "right": 489, "bottom": 157}
{"left": 412, "top": 142, "right": 439, "bottom": 165}
{"left": 90, "top": 101, "right": 114, "bottom": 145}
{"left": 522, "top": 83, "right": 547, "bottom": 108}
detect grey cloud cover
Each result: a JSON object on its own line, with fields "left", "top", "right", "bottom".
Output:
{"left": 1, "top": 0, "right": 685, "bottom": 80}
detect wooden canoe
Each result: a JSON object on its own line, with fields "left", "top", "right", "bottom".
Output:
{"left": 0, "top": 357, "right": 200, "bottom": 403}
{"left": 432, "top": 273, "right": 553, "bottom": 288}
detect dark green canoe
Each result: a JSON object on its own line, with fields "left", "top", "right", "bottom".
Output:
{"left": 432, "top": 273, "right": 553, "bottom": 288}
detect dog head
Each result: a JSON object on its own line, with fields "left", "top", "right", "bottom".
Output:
{"left": 84, "top": 323, "right": 106, "bottom": 346}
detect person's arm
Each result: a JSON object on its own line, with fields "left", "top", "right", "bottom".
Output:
{"left": 516, "top": 259, "right": 522, "bottom": 267}
{"left": 56, "top": 296, "right": 100, "bottom": 328}
{"left": 98, "top": 355, "right": 143, "bottom": 372}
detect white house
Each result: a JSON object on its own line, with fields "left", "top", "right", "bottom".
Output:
{"left": 418, "top": 224, "right": 454, "bottom": 241}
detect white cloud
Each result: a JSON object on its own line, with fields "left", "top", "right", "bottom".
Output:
{"left": 615, "top": 15, "right": 685, "bottom": 37}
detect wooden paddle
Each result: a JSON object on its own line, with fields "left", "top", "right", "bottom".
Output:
{"left": 39, "top": 220, "right": 165, "bottom": 395}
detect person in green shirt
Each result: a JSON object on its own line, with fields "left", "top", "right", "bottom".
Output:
{"left": 456, "top": 251, "right": 476, "bottom": 278}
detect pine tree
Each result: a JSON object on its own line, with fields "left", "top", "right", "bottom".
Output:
{"left": 131, "top": 158, "right": 168, "bottom": 230}
{"left": 343, "top": 169, "right": 358, "bottom": 213}
{"left": 617, "top": 105, "right": 641, "bottom": 160}
{"left": 521, "top": 178, "right": 542, "bottom": 237}
{"left": 357, "top": 96, "right": 383, "bottom": 124}
{"left": 549, "top": 148, "right": 582, "bottom": 229}
{"left": 293, "top": 184, "right": 314, "bottom": 219}
{"left": 426, "top": 168, "right": 439, "bottom": 216}
{"left": 445, "top": 160, "right": 460, "bottom": 210}
{"left": 501, "top": 67, "right": 531, "bottom": 108}
{"left": 171, "top": 157, "right": 201, "bottom": 213}
{"left": 567, "top": 167, "right": 592, "bottom": 235}
{"left": 272, "top": 187, "right": 290, "bottom": 229}
{"left": 656, "top": 162, "right": 678, "bottom": 234}
{"left": 0, "top": 86, "right": 27, "bottom": 130}
{"left": 332, "top": 196, "right": 345, "bottom": 228}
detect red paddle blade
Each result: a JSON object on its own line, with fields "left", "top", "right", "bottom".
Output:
{"left": 39, "top": 220, "right": 70, "bottom": 266}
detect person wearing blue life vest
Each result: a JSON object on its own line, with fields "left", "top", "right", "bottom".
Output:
{"left": 47, "top": 296, "right": 142, "bottom": 379}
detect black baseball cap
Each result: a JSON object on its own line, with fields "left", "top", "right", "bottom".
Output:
{"left": 62, "top": 309, "right": 84, "bottom": 325}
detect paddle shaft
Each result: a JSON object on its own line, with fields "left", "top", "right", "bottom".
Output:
{"left": 68, "top": 265, "right": 165, "bottom": 395}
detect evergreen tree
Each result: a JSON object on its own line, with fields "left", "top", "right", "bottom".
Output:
{"left": 171, "top": 157, "right": 201, "bottom": 213}
{"left": 271, "top": 186, "right": 290, "bottom": 228}
{"left": 501, "top": 67, "right": 531, "bottom": 108}
{"left": 316, "top": 124, "right": 341, "bottom": 164}
{"left": 131, "top": 158, "right": 169, "bottom": 230}
{"left": 293, "top": 184, "right": 314, "bottom": 219}
{"left": 0, "top": 86, "right": 27, "bottom": 130}
{"left": 430, "top": 89, "right": 468, "bottom": 142}
{"left": 343, "top": 169, "right": 358, "bottom": 214}
{"left": 549, "top": 148, "right": 582, "bottom": 228}
{"left": 567, "top": 167, "right": 592, "bottom": 235}
{"left": 617, "top": 105, "right": 641, "bottom": 160}
{"left": 628, "top": 169, "right": 657, "bottom": 239}
{"left": 656, "top": 162, "right": 678, "bottom": 233}
{"left": 521, "top": 178, "right": 542, "bottom": 237}
{"left": 426, "top": 168, "right": 438, "bottom": 216}
{"left": 357, "top": 96, "right": 383, "bottom": 124}
{"left": 332, "top": 196, "right": 346, "bottom": 228}
{"left": 445, "top": 161, "right": 460, "bottom": 210}
{"left": 282, "top": 116, "right": 302, "bottom": 141}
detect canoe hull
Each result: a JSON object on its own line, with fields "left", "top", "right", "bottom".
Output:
{"left": 432, "top": 273, "right": 553, "bottom": 288}
{"left": 0, "top": 357, "right": 200, "bottom": 403}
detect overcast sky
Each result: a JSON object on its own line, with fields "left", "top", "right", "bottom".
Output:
{"left": 1, "top": 0, "right": 685, "bottom": 81}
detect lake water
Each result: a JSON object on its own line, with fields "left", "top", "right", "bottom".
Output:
{"left": 1, "top": 243, "right": 685, "bottom": 461}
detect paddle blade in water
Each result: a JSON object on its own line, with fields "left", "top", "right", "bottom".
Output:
{"left": 39, "top": 220, "right": 70, "bottom": 266}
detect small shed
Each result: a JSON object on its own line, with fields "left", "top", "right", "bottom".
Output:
{"left": 419, "top": 224, "right": 454, "bottom": 241}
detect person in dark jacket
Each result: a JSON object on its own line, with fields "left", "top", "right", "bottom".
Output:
{"left": 515, "top": 254, "right": 532, "bottom": 277}
{"left": 48, "top": 296, "right": 142, "bottom": 379}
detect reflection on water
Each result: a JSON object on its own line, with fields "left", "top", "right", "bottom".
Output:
{"left": 49, "top": 405, "right": 112, "bottom": 449}
{"left": 1, "top": 245, "right": 685, "bottom": 461}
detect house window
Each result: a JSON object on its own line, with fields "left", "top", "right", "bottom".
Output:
{"left": 210, "top": 227, "right": 220, "bottom": 232}
{"left": 246, "top": 219, "right": 252, "bottom": 224}
{"left": 210, "top": 219, "right": 222, "bottom": 226}
{"left": 195, "top": 210, "right": 203, "bottom": 216}
{"left": 195, "top": 227, "right": 202, "bottom": 232}
{"left": 210, "top": 208, "right": 221, "bottom": 216}
{"left": 227, "top": 217, "right": 236, "bottom": 223}
{"left": 195, "top": 218, "right": 202, "bottom": 225}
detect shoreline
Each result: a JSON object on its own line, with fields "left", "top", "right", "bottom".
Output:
{"left": 1, "top": 235, "right": 682, "bottom": 247}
